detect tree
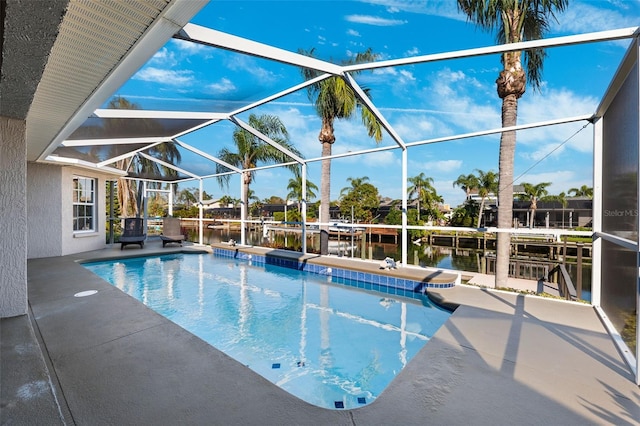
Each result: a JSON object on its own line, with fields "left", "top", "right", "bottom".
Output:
{"left": 286, "top": 176, "right": 318, "bottom": 212}
{"left": 263, "top": 195, "right": 286, "bottom": 204}
{"left": 453, "top": 173, "right": 479, "bottom": 202}
{"left": 339, "top": 178, "right": 380, "bottom": 222}
{"left": 218, "top": 195, "right": 235, "bottom": 207}
{"left": 457, "top": 0, "right": 568, "bottom": 287}
{"left": 521, "top": 182, "right": 551, "bottom": 228}
{"left": 408, "top": 173, "right": 442, "bottom": 223}
{"left": 475, "top": 169, "right": 499, "bottom": 228}
{"left": 250, "top": 200, "right": 263, "bottom": 218}
{"left": 246, "top": 188, "right": 260, "bottom": 205}
{"left": 246, "top": 189, "right": 262, "bottom": 217}
{"left": 384, "top": 205, "right": 424, "bottom": 239}
{"left": 300, "top": 48, "right": 383, "bottom": 255}
{"left": 449, "top": 199, "right": 480, "bottom": 227}
{"left": 178, "top": 187, "right": 198, "bottom": 208}
{"left": 340, "top": 176, "right": 371, "bottom": 197}
{"left": 215, "top": 114, "right": 302, "bottom": 226}
{"left": 542, "top": 191, "right": 567, "bottom": 228}
{"left": 201, "top": 190, "right": 214, "bottom": 201}
{"left": 568, "top": 185, "right": 593, "bottom": 198}
{"left": 105, "top": 96, "right": 182, "bottom": 217}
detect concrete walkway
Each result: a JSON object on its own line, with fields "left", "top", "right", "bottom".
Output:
{"left": 2, "top": 241, "right": 638, "bottom": 425}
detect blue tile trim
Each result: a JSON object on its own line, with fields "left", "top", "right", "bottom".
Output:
{"left": 213, "top": 248, "right": 455, "bottom": 298}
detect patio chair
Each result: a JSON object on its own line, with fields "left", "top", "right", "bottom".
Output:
{"left": 160, "top": 217, "right": 185, "bottom": 247}
{"left": 119, "top": 218, "right": 146, "bottom": 250}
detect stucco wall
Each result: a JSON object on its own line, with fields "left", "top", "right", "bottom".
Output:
{"left": 0, "top": 117, "right": 28, "bottom": 317}
{"left": 27, "top": 164, "right": 113, "bottom": 258}
{"left": 27, "top": 163, "right": 63, "bottom": 258}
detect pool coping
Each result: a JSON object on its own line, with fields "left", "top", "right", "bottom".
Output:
{"left": 212, "top": 246, "right": 459, "bottom": 297}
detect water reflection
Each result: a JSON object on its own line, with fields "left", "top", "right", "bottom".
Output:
{"left": 192, "top": 226, "right": 591, "bottom": 299}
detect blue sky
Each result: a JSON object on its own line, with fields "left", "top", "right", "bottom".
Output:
{"left": 112, "top": 0, "right": 640, "bottom": 208}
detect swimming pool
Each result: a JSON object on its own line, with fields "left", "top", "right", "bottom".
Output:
{"left": 84, "top": 253, "right": 451, "bottom": 409}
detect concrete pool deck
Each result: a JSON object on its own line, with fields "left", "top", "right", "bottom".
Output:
{"left": 2, "top": 241, "right": 639, "bottom": 425}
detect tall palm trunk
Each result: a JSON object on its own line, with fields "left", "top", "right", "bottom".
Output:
{"left": 477, "top": 196, "right": 486, "bottom": 228}
{"left": 242, "top": 171, "right": 251, "bottom": 233}
{"left": 319, "top": 118, "right": 335, "bottom": 255}
{"left": 495, "top": 93, "right": 519, "bottom": 289}
{"left": 320, "top": 142, "right": 332, "bottom": 255}
{"left": 529, "top": 198, "right": 537, "bottom": 228}
{"left": 455, "top": 1, "right": 568, "bottom": 288}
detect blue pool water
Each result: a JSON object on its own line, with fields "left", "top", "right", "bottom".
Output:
{"left": 84, "top": 253, "right": 451, "bottom": 409}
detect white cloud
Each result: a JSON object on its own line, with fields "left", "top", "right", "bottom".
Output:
{"left": 207, "top": 78, "right": 236, "bottom": 94}
{"left": 133, "top": 67, "right": 194, "bottom": 85}
{"left": 254, "top": 169, "right": 275, "bottom": 180}
{"left": 226, "top": 56, "right": 278, "bottom": 84}
{"left": 424, "top": 68, "right": 500, "bottom": 132}
{"left": 372, "top": 67, "right": 397, "bottom": 76}
{"left": 334, "top": 149, "right": 399, "bottom": 168}
{"left": 423, "top": 159, "right": 463, "bottom": 173}
{"left": 520, "top": 142, "right": 568, "bottom": 162}
{"left": 392, "top": 114, "right": 442, "bottom": 141}
{"left": 520, "top": 88, "right": 597, "bottom": 124}
{"left": 358, "top": 0, "right": 466, "bottom": 21}
{"left": 554, "top": 2, "right": 639, "bottom": 35}
{"left": 399, "top": 69, "right": 416, "bottom": 81}
{"left": 345, "top": 14, "right": 408, "bottom": 26}
{"left": 150, "top": 48, "right": 177, "bottom": 67}
{"left": 171, "top": 38, "right": 207, "bottom": 54}
{"left": 347, "top": 29, "right": 361, "bottom": 37}
{"left": 405, "top": 47, "right": 420, "bottom": 56}
{"left": 254, "top": 106, "right": 322, "bottom": 158}
{"left": 434, "top": 179, "right": 465, "bottom": 207}
{"left": 371, "top": 66, "right": 416, "bottom": 86}
{"left": 518, "top": 88, "right": 598, "bottom": 155}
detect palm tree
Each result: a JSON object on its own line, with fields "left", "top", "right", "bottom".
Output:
{"left": 408, "top": 173, "right": 441, "bottom": 222}
{"left": 178, "top": 187, "right": 198, "bottom": 208}
{"left": 286, "top": 176, "right": 318, "bottom": 212}
{"left": 217, "top": 196, "right": 241, "bottom": 217}
{"left": 218, "top": 195, "right": 234, "bottom": 208}
{"left": 457, "top": 0, "right": 569, "bottom": 287}
{"left": 215, "top": 114, "right": 302, "bottom": 225}
{"left": 521, "top": 182, "right": 551, "bottom": 228}
{"left": 340, "top": 176, "right": 371, "bottom": 197}
{"left": 246, "top": 189, "right": 262, "bottom": 217}
{"left": 106, "top": 96, "right": 182, "bottom": 217}
{"left": 300, "top": 48, "right": 383, "bottom": 255}
{"left": 246, "top": 188, "right": 260, "bottom": 205}
{"left": 542, "top": 191, "right": 567, "bottom": 228}
{"left": 568, "top": 185, "right": 593, "bottom": 198}
{"left": 475, "top": 169, "right": 498, "bottom": 228}
{"left": 453, "top": 173, "right": 479, "bottom": 202}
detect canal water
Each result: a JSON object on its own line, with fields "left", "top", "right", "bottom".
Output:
{"left": 188, "top": 226, "right": 591, "bottom": 300}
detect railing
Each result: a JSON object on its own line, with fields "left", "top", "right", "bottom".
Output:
{"left": 484, "top": 256, "right": 550, "bottom": 281}
{"left": 548, "top": 264, "right": 578, "bottom": 301}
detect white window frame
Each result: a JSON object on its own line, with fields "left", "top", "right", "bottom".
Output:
{"left": 73, "top": 176, "right": 96, "bottom": 233}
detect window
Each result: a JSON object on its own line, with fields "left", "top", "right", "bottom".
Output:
{"left": 73, "top": 177, "right": 96, "bottom": 232}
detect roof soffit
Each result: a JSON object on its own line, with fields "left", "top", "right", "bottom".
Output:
{"left": 25, "top": 0, "right": 208, "bottom": 161}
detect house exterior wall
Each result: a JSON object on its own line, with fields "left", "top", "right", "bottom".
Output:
{"left": 27, "top": 163, "right": 63, "bottom": 258}
{"left": 0, "top": 117, "right": 28, "bottom": 317}
{"left": 27, "top": 163, "right": 113, "bottom": 259}
{"left": 60, "top": 167, "right": 110, "bottom": 256}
